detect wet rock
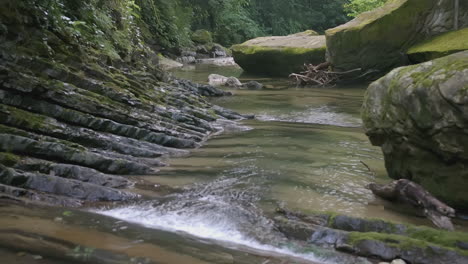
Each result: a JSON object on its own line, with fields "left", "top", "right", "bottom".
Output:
{"left": 0, "top": 165, "right": 138, "bottom": 202}
{"left": 208, "top": 74, "right": 229, "bottom": 86}
{"left": 362, "top": 51, "right": 468, "bottom": 209}
{"left": 242, "top": 81, "right": 263, "bottom": 90}
{"left": 0, "top": 183, "right": 83, "bottom": 207}
{"left": 14, "top": 158, "right": 131, "bottom": 188}
{"left": 273, "top": 209, "right": 468, "bottom": 264}
{"left": 225, "top": 77, "right": 242, "bottom": 88}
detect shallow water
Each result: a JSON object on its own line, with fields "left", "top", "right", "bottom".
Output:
{"left": 1, "top": 63, "right": 456, "bottom": 264}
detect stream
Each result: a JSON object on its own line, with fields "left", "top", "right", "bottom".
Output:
{"left": 0, "top": 63, "right": 439, "bottom": 264}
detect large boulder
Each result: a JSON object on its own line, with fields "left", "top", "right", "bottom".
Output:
{"left": 407, "top": 27, "right": 468, "bottom": 63}
{"left": 362, "top": 51, "right": 468, "bottom": 209}
{"left": 326, "top": 0, "right": 468, "bottom": 74}
{"left": 231, "top": 30, "right": 326, "bottom": 76}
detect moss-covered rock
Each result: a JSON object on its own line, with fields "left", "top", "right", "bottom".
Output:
{"left": 191, "top": 29, "right": 213, "bottom": 44}
{"left": 326, "top": 0, "right": 468, "bottom": 74}
{"left": 362, "top": 51, "right": 468, "bottom": 209}
{"left": 231, "top": 31, "right": 326, "bottom": 76}
{"left": 274, "top": 209, "right": 468, "bottom": 264}
{"left": 407, "top": 27, "right": 468, "bottom": 63}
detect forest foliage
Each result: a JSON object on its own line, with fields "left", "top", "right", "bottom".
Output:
{"left": 1, "top": 0, "right": 388, "bottom": 55}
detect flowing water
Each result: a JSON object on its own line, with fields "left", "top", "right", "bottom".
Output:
{"left": 0, "top": 63, "right": 445, "bottom": 264}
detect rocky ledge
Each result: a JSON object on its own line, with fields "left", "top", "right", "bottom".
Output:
{"left": 231, "top": 30, "right": 326, "bottom": 76}
{"left": 274, "top": 209, "right": 468, "bottom": 264}
{"left": 407, "top": 27, "right": 468, "bottom": 63}
{"left": 326, "top": 0, "right": 468, "bottom": 75}
{"left": 362, "top": 51, "right": 468, "bottom": 210}
{"left": 0, "top": 0, "right": 245, "bottom": 207}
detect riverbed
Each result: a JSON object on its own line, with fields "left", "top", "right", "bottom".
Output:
{"left": 0, "top": 63, "right": 443, "bottom": 264}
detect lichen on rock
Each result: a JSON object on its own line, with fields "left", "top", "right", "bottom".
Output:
{"left": 362, "top": 51, "right": 468, "bottom": 209}
{"left": 326, "top": 0, "right": 468, "bottom": 75}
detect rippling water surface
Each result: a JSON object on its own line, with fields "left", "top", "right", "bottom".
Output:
{"left": 91, "top": 64, "right": 434, "bottom": 263}
{"left": 1, "top": 64, "right": 439, "bottom": 264}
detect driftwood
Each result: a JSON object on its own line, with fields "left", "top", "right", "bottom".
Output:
{"left": 289, "top": 62, "right": 362, "bottom": 86}
{"left": 369, "top": 179, "right": 456, "bottom": 230}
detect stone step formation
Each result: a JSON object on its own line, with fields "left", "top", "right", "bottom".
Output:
{"left": 0, "top": 48, "right": 244, "bottom": 207}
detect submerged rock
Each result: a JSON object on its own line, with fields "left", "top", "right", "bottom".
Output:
{"left": 407, "top": 27, "right": 468, "bottom": 63}
{"left": 326, "top": 0, "right": 468, "bottom": 75}
{"left": 362, "top": 51, "right": 468, "bottom": 209}
{"left": 232, "top": 30, "right": 326, "bottom": 76}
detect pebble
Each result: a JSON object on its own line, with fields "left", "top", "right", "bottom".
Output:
{"left": 391, "top": 259, "right": 406, "bottom": 264}
{"left": 32, "top": 255, "right": 43, "bottom": 260}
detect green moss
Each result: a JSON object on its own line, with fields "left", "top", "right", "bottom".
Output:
{"left": 407, "top": 28, "right": 468, "bottom": 63}
{"left": 1, "top": 104, "right": 49, "bottom": 130}
{"left": 192, "top": 29, "right": 213, "bottom": 44}
{"left": 0, "top": 152, "right": 21, "bottom": 166}
{"left": 231, "top": 44, "right": 326, "bottom": 76}
{"left": 348, "top": 231, "right": 468, "bottom": 256}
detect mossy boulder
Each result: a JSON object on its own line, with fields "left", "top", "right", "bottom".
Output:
{"left": 231, "top": 31, "right": 326, "bottom": 76}
{"left": 407, "top": 27, "right": 468, "bottom": 63}
{"left": 326, "top": 0, "right": 468, "bottom": 74}
{"left": 362, "top": 51, "right": 468, "bottom": 209}
{"left": 191, "top": 29, "right": 213, "bottom": 44}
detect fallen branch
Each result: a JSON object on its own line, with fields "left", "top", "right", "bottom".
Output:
{"left": 368, "top": 179, "right": 456, "bottom": 230}
{"left": 289, "top": 62, "right": 361, "bottom": 86}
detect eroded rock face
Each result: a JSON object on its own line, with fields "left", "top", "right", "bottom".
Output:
{"left": 407, "top": 27, "right": 468, "bottom": 63}
{"left": 326, "top": 0, "right": 468, "bottom": 74}
{"left": 362, "top": 51, "right": 468, "bottom": 209}
{"left": 0, "top": 1, "right": 244, "bottom": 207}
{"left": 231, "top": 30, "right": 326, "bottom": 76}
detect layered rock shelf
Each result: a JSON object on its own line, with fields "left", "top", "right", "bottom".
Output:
{"left": 0, "top": 1, "right": 245, "bottom": 206}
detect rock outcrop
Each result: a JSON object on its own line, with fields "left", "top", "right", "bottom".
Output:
{"left": 274, "top": 209, "right": 468, "bottom": 264}
{"left": 231, "top": 30, "right": 326, "bottom": 76}
{"left": 0, "top": 0, "right": 244, "bottom": 207}
{"left": 326, "top": 0, "right": 468, "bottom": 75}
{"left": 362, "top": 51, "right": 468, "bottom": 209}
{"left": 407, "top": 27, "right": 468, "bottom": 63}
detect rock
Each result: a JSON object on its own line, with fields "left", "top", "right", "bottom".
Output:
{"left": 208, "top": 74, "right": 229, "bottom": 86}
{"left": 158, "top": 55, "right": 183, "bottom": 70}
{"left": 391, "top": 259, "right": 406, "bottom": 264}
{"left": 176, "top": 56, "right": 196, "bottom": 64}
{"left": 232, "top": 30, "right": 326, "bottom": 76}
{"left": 407, "top": 27, "right": 468, "bottom": 63}
{"left": 326, "top": 0, "right": 468, "bottom": 75}
{"left": 225, "top": 77, "right": 242, "bottom": 88}
{"left": 242, "top": 81, "right": 263, "bottom": 90}
{"left": 274, "top": 209, "right": 468, "bottom": 264}
{"left": 208, "top": 74, "right": 242, "bottom": 88}
{"left": 197, "top": 57, "right": 238, "bottom": 66}
{"left": 362, "top": 51, "right": 468, "bottom": 209}
{"left": 191, "top": 29, "right": 213, "bottom": 44}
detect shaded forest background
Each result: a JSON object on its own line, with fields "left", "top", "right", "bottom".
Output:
{"left": 141, "top": 0, "right": 387, "bottom": 48}
{"left": 2, "top": 0, "right": 387, "bottom": 59}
